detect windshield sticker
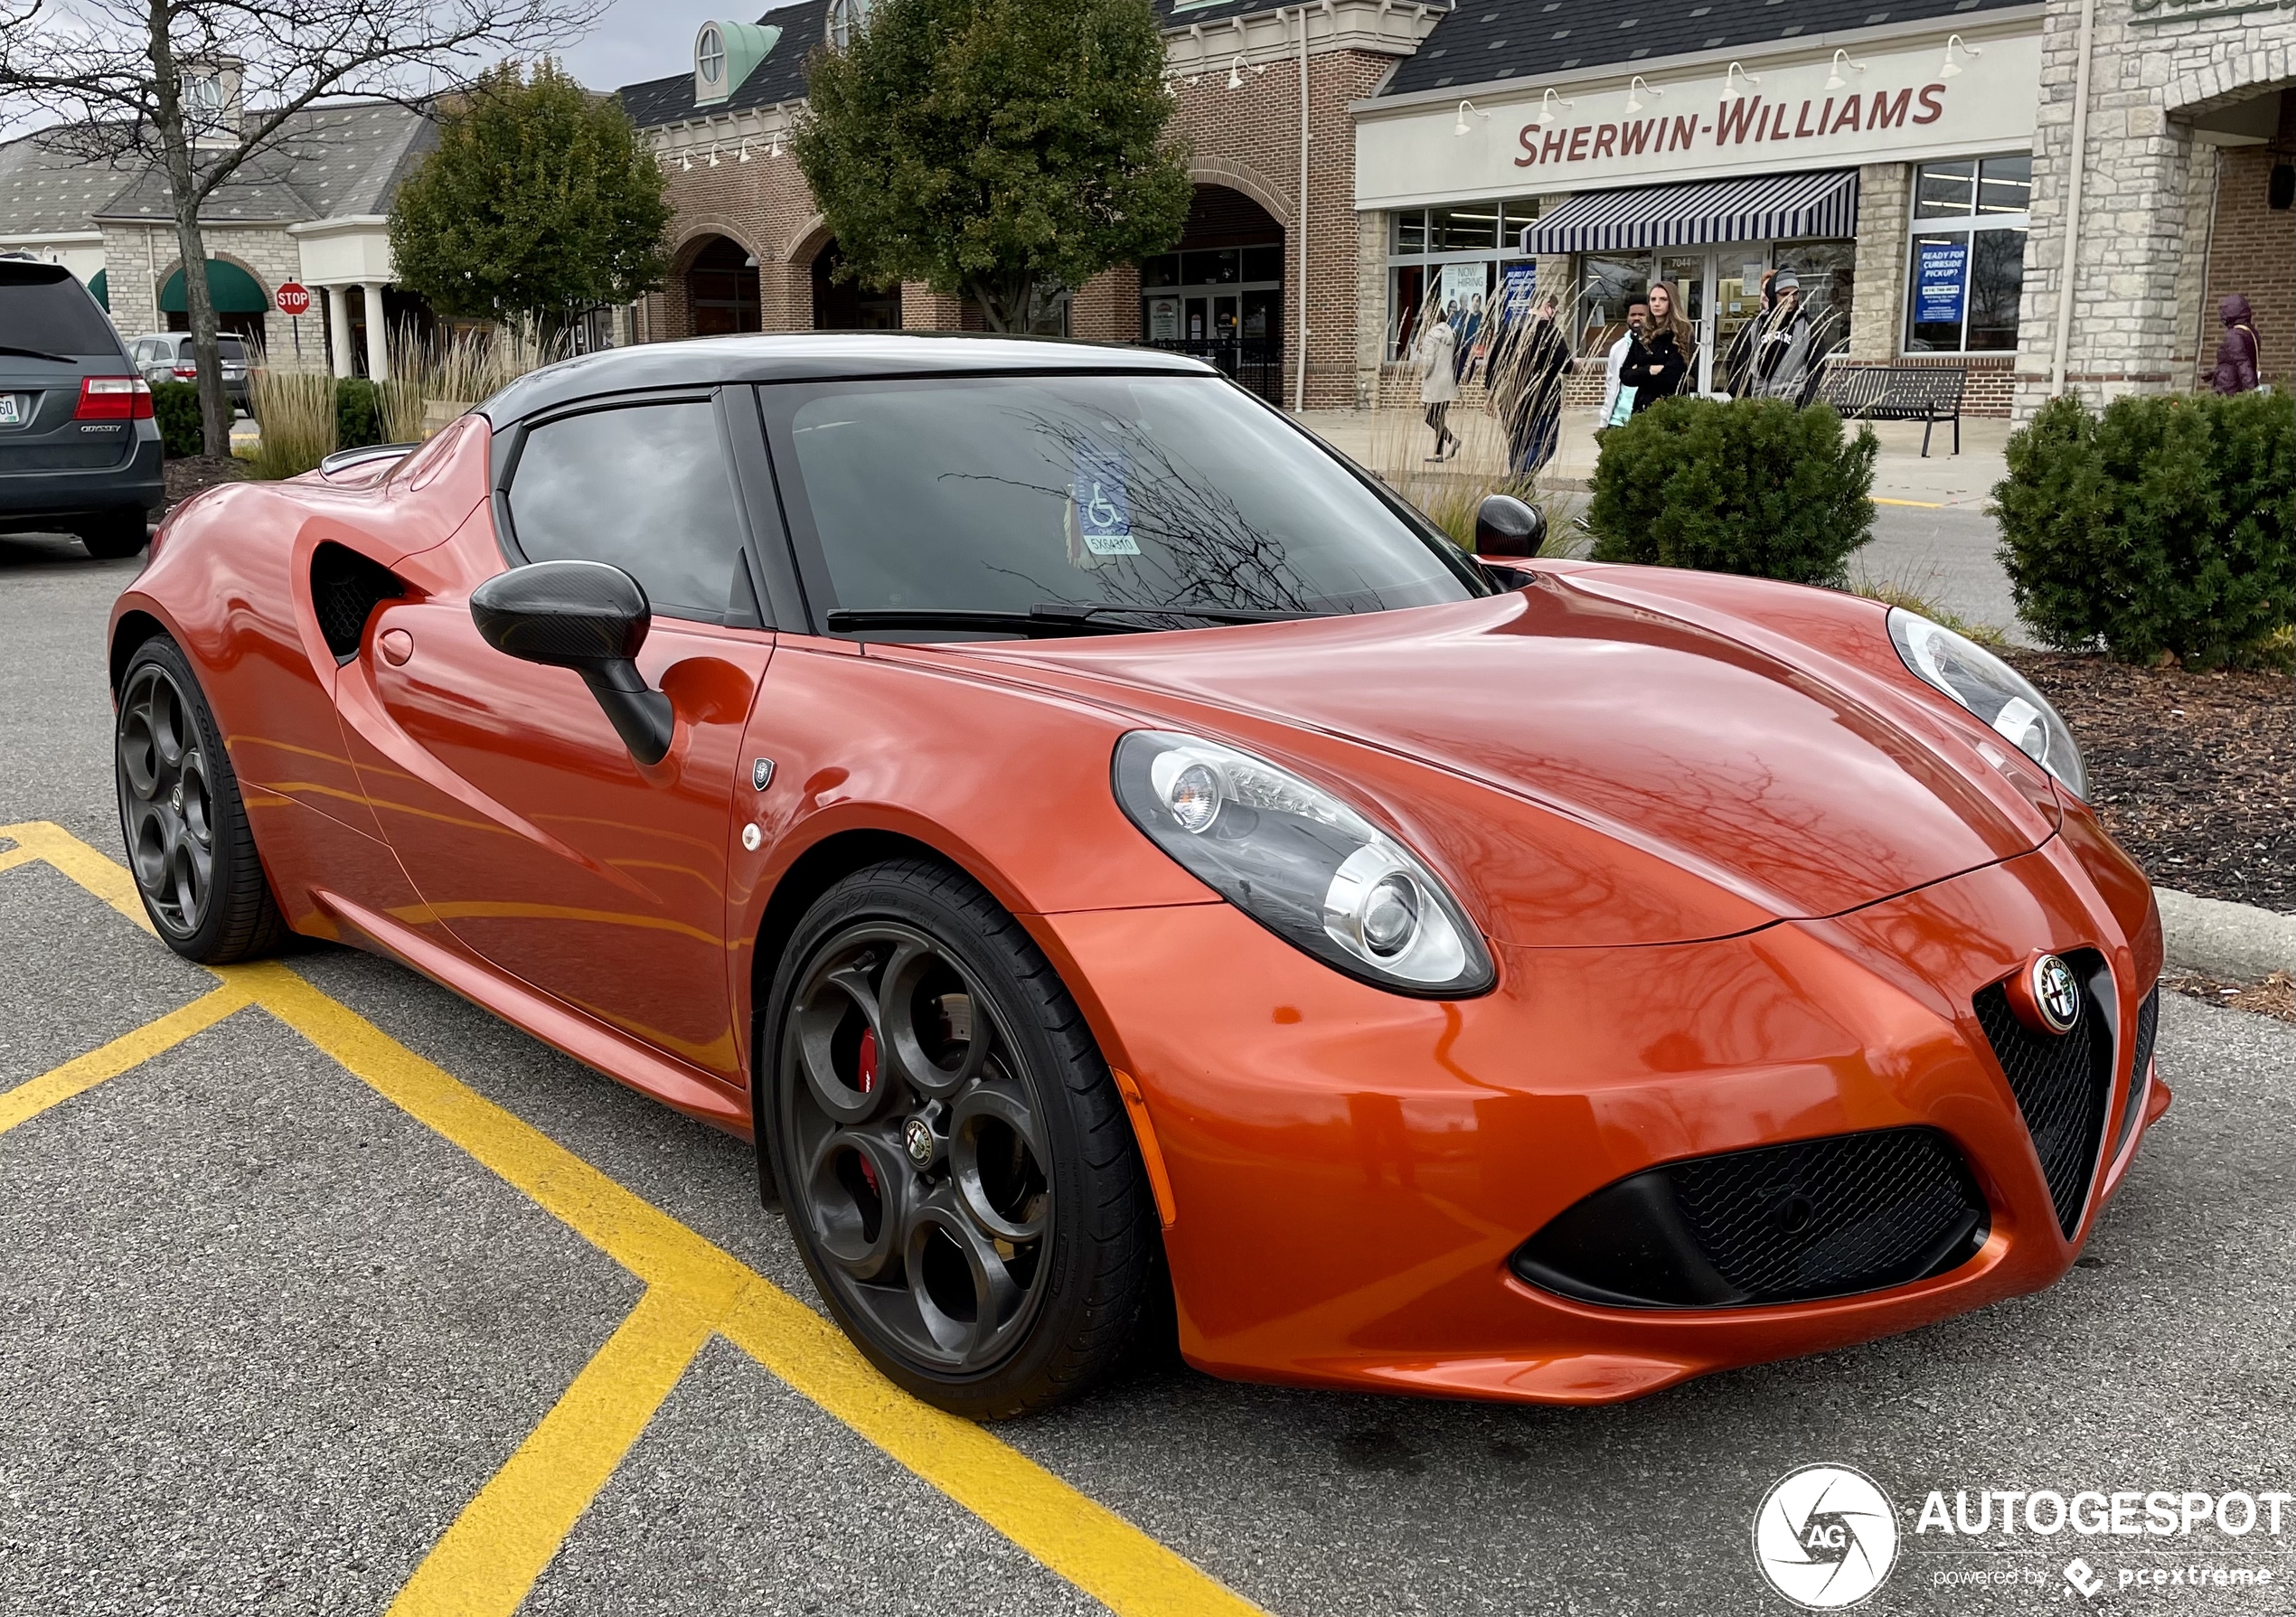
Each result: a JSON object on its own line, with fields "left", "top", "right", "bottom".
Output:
{"left": 1069, "top": 447, "right": 1140, "bottom": 559}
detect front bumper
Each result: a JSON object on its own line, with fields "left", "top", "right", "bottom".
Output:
{"left": 1034, "top": 809, "right": 2163, "bottom": 1404}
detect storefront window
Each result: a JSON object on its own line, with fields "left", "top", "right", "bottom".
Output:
{"left": 1387, "top": 198, "right": 1539, "bottom": 359}
{"left": 1905, "top": 155, "right": 2030, "bottom": 355}
{"left": 1140, "top": 245, "right": 1283, "bottom": 353}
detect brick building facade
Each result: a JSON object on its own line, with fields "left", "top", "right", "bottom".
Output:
{"left": 617, "top": 0, "right": 2292, "bottom": 423}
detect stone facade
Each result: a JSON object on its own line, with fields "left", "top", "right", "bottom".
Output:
{"left": 2015, "top": 1, "right": 2295, "bottom": 415}
{"left": 96, "top": 220, "right": 331, "bottom": 371}
{"left": 1848, "top": 163, "right": 1911, "bottom": 364}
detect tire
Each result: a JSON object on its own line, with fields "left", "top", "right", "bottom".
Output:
{"left": 79, "top": 510, "right": 152, "bottom": 559}
{"left": 114, "top": 635, "right": 290, "bottom": 963}
{"left": 762, "top": 859, "right": 1160, "bottom": 1419}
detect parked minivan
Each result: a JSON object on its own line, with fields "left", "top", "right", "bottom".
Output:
{"left": 0, "top": 261, "right": 165, "bottom": 558}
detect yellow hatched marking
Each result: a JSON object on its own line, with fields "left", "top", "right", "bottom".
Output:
{"left": 0, "top": 844, "right": 39, "bottom": 876}
{"left": 385, "top": 1286, "right": 723, "bottom": 1617}
{"left": 0, "top": 982, "right": 253, "bottom": 1137}
{"left": 4, "top": 822, "right": 1263, "bottom": 1617}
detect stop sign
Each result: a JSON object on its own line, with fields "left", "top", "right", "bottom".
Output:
{"left": 275, "top": 281, "right": 311, "bottom": 317}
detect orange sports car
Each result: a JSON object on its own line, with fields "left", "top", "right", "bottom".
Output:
{"left": 108, "top": 335, "right": 2164, "bottom": 1418}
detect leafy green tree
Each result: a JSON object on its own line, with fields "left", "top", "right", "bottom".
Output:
{"left": 390, "top": 60, "right": 671, "bottom": 342}
{"left": 794, "top": 0, "right": 1191, "bottom": 334}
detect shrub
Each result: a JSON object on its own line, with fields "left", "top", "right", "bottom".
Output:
{"left": 334, "top": 378, "right": 384, "bottom": 450}
{"left": 149, "top": 381, "right": 203, "bottom": 459}
{"left": 248, "top": 369, "right": 336, "bottom": 479}
{"left": 1586, "top": 397, "right": 1877, "bottom": 585}
{"left": 1995, "top": 390, "right": 2296, "bottom": 669}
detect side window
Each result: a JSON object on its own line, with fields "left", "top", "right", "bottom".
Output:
{"left": 505, "top": 400, "right": 749, "bottom": 624}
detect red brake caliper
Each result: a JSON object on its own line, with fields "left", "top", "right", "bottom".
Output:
{"left": 856, "top": 1028, "right": 881, "bottom": 1196}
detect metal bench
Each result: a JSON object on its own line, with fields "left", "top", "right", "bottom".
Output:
{"left": 1811, "top": 365, "right": 1967, "bottom": 456}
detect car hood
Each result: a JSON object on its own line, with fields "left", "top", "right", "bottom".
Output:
{"left": 949, "top": 570, "right": 2056, "bottom": 946}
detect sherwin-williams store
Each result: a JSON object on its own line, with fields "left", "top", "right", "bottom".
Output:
{"left": 1350, "top": 0, "right": 2046, "bottom": 412}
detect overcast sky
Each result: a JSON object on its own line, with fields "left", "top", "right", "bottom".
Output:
{"left": 558, "top": 0, "right": 728, "bottom": 93}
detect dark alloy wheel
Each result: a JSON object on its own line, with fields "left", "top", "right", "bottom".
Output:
{"left": 765, "top": 860, "right": 1159, "bottom": 1418}
{"left": 114, "top": 636, "right": 288, "bottom": 963}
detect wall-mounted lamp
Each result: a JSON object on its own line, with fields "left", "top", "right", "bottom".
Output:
{"left": 1454, "top": 99, "right": 1491, "bottom": 136}
{"left": 1823, "top": 49, "right": 1867, "bottom": 92}
{"left": 1227, "top": 54, "right": 1266, "bottom": 90}
{"left": 1939, "top": 33, "right": 1981, "bottom": 78}
{"left": 679, "top": 152, "right": 692, "bottom": 171}
{"left": 1624, "top": 75, "right": 1662, "bottom": 115}
{"left": 707, "top": 145, "right": 720, "bottom": 167}
{"left": 1534, "top": 87, "right": 1576, "bottom": 127}
{"left": 1724, "top": 61, "right": 1761, "bottom": 96}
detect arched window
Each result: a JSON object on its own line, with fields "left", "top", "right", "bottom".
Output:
{"left": 828, "top": 0, "right": 873, "bottom": 50}
{"left": 696, "top": 24, "right": 726, "bottom": 91}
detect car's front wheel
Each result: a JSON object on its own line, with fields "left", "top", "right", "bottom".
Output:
{"left": 763, "top": 859, "right": 1160, "bottom": 1419}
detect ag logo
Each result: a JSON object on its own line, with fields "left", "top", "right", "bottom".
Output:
{"left": 1753, "top": 1463, "right": 1900, "bottom": 1609}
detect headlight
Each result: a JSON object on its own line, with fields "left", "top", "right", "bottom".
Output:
{"left": 1113, "top": 731, "right": 1495, "bottom": 996}
{"left": 1887, "top": 607, "right": 2085, "bottom": 797}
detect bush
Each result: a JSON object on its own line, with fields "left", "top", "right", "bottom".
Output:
{"left": 1586, "top": 396, "right": 1877, "bottom": 585}
{"left": 334, "top": 378, "right": 384, "bottom": 450}
{"left": 1995, "top": 390, "right": 2296, "bottom": 669}
{"left": 149, "top": 381, "right": 203, "bottom": 459}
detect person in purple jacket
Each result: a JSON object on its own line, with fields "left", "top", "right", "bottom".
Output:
{"left": 2211, "top": 294, "right": 2261, "bottom": 394}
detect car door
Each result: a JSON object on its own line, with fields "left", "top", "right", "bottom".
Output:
{"left": 346, "top": 389, "right": 777, "bottom": 1086}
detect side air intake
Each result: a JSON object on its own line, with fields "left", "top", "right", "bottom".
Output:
{"left": 310, "top": 542, "right": 406, "bottom": 664}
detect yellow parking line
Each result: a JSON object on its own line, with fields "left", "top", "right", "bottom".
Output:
{"left": 0, "top": 844, "right": 39, "bottom": 876}
{"left": 387, "top": 1286, "right": 724, "bottom": 1617}
{"left": 0, "top": 819, "right": 155, "bottom": 934}
{"left": 1870, "top": 496, "right": 1946, "bottom": 509}
{"left": 7, "top": 823, "right": 1264, "bottom": 1617}
{"left": 0, "top": 982, "right": 252, "bottom": 1137}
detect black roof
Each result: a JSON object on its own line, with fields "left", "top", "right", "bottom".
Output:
{"left": 616, "top": 0, "right": 1298, "bottom": 128}
{"left": 481, "top": 333, "right": 1216, "bottom": 426}
{"left": 616, "top": 1, "right": 824, "bottom": 128}
{"left": 1382, "top": 0, "right": 2028, "bottom": 97}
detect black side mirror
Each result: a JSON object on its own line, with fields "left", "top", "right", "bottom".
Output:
{"left": 470, "top": 560, "right": 674, "bottom": 766}
{"left": 1473, "top": 494, "right": 1547, "bottom": 559}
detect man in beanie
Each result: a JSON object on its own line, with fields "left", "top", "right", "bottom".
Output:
{"left": 1754, "top": 268, "right": 1819, "bottom": 401}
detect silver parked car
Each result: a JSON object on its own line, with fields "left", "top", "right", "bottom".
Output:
{"left": 128, "top": 332, "right": 251, "bottom": 414}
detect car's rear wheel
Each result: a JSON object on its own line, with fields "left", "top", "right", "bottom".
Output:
{"left": 114, "top": 636, "right": 288, "bottom": 962}
{"left": 79, "top": 510, "right": 151, "bottom": 559}
{"left": 764, "top": 860, "right": 1159, "bottom": 1419}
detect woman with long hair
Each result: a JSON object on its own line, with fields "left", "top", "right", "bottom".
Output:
{"left": 1618, "top": 279, "right": 1692, "bottom": 415}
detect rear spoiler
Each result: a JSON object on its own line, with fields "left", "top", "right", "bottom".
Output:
{"left": 317, "top": 442, "right": 419, "bottom": 478}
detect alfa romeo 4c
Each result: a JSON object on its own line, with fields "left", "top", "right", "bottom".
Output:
{"left": 108, "top": 336, "right": 2163, "bottom": 1417}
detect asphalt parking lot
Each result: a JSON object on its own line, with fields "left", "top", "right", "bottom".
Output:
{"left": 2, "top": 528, "right": 2290, "bottom": 1617}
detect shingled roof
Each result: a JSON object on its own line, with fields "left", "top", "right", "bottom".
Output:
{"left": 616, "top": 0, "right": 826, "bottom": 128}
{"left": 0, "top": 100, "right": 434, "bottom": 234}
{"left": 1380, "top": 0, "right": 2029, "bottom": 97}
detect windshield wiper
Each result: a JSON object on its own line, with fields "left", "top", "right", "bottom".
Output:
{"left": 825, "top": 602, "right": 1317, "bottom": 638}
{"left": 1031, "top": 602, "right": 1317, "bottom": 626}
{"left": 0, "top": 343, "right": 78, "bottom": 365}
{"left": 824, "top": 608, "right": 1146, "bottom": 637}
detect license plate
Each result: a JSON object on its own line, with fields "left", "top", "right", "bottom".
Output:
{"left": 0, "top": 395, "right": 21, "bottom": 425}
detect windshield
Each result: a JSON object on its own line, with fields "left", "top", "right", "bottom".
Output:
{"left": 767, "top": 372, "right": 1487, "bottom": 635}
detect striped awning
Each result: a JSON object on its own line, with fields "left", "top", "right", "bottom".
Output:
{"left": 1522, "top": 170, "right": 1860, "bottom": 256}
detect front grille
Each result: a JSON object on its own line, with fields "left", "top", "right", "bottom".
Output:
{"left": 2110, "top": 984, "right": 2161, "bottom": 1161}
{"left": 1971, "top": 951, "right": 2115, "bottom": 1238}
{"left": 1511, "top": 1126, "right": 1989, "bottom": 1310}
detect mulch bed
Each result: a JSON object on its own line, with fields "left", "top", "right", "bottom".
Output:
{"left": 2002, "top": 652, "right": 2294, "bottom": 917}
{"left": 2165, "top": 971, "right": 2296, "bottom": 1025}
{"left": 162, "top": 456, "right": 248, "bottom": 511}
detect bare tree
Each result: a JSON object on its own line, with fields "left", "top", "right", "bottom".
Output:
{"left": 0, "top": 0, "right": 602, "bottom": 455}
